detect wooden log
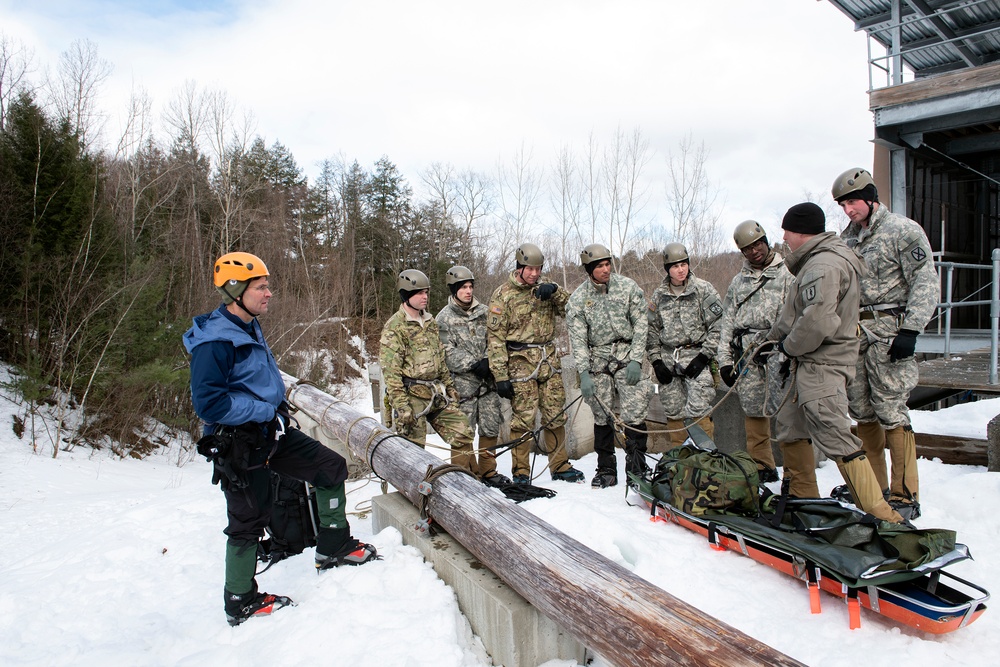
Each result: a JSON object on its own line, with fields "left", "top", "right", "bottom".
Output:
{"left": 284, "top": 373, "right": 803, "bottom": 667}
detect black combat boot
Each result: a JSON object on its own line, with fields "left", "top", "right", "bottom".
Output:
{"left": 624, "top": 422, "right": 649, "bottom": 479}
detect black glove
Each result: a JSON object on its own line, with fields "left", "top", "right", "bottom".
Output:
{"left": 470, "top": 358, "right": 493, "bottom": 381}
{"left": 496, "top": 379, "right": 515, "bottom": 400}
{"left": 779, "top": 357, "right": 792, "bottom": 381}
{"left": 684, "top": 353, "right": 710, "bottom": 379}
{"left": 753, "top": 341, "right": 776, "bottom": 365}
{"left": 719, "top": 365, "right": 738, "bottom": 388}
{"left": 196, "top": 434, "right": 228, "bottom": 461}
{"left": 888, "top": 329, "right": 919, "bottom": 362}
{"left": 652, "top": 359, "right": 673, "bottom": 385}
{"left": 534, "top": 283, "right": 558, "bottom": 300}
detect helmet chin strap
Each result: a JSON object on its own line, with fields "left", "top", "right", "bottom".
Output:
{"left": 404, "top": 295, "right": 424, "bottom": 316}
{"left": 222, "top": 283, "right": 260, "bottom": 319}
{"left": 864, "top": 200, "right": 875, "bottom": 224}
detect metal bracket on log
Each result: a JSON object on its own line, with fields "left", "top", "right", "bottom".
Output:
{"left": 283, "top": 372, "right": 803, "bottom": 667}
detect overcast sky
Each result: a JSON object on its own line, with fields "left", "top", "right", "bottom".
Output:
{"left": 3, "top": 0, "right": 875, "bottom": 245}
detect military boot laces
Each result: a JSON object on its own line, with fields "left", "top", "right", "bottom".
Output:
{"left": 591, "top": 468, "right": 618, "bottom": 489}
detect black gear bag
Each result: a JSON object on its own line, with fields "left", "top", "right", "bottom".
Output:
{"left": 259, "top": 472, "right": 320, "bottom": 564}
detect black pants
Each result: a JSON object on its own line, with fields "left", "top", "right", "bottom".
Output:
{"left": 223, "top": 428, "right": 347, "bottom": 545}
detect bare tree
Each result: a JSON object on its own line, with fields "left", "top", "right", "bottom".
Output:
{"left": 0, "top": 32, "right": 36, "bottom": 132}
{"left": 110, "top": 85, "right": 181, "bottom": 255}
{"left": 550, "top": 143, "right": 585, "bottom": 286}
{"left": 421, "top": 161, "right": 459, "bottom": 261}
{"left": 583, "top": 132, "right": 604, "bottom": 243}
{"left": 50, "top": 38, "right": 112, "bottom": 150}
{"left": 201, "top": 89, "right": 262, "bottom": 251}
{"left": 604, "top": 126, "right": 652, "bottom": 271}
{"left": 494, "top": 143, "right": 541, "bottom": 272}
{"left": 162, "top": 80, "right": 213, "bottom": 308}
{"left": 455, "top": 167, "right": 495, "bottom": 262}
{"left": 664, "top": 133, "right": 725, "bottom": 264}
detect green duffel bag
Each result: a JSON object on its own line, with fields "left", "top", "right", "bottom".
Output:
{"left": 651, "top": 446, "right": 760, "bottom": 517}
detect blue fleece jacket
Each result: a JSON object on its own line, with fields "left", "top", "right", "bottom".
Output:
{"left": 182, "top": 305, "right": 284, "bottom": 434}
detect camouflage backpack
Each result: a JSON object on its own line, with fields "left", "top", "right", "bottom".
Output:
{"left": 651, "top": 445, "right": 760, "bottom": 516}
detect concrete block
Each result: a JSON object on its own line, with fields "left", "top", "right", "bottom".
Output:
{"left": 372, "top": 492, "right": 587, "bottom": 667}
{"left": 987, "top": 412, "right": 1000, "bottom": 472}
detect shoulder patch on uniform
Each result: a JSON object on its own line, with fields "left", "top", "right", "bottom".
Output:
{"left": 647, "top": 299, "right": 656, "bottom": 312}
{"left": 800, "top": 277, "right": 822, "bottom": 305}
{"left": 490, "top": 305, "right": 503, "bottom": 315}
{"left": 904, "top": 239, "right": 928, "bottom": 264}
{"left": 709, "top": 301, "right": 723, "bottom": 317}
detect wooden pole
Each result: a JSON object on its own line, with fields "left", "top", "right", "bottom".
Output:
{"left": 285, "top": 374, "right": 803, "bottom": 667}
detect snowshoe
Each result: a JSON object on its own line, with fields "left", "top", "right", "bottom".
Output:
{"left": 889, "top": 497, "right": 921, "bottom": 521}
{"left": 591, "top": 468, "right": 618, "bottom": 489}
{"left": 225, "top": 586, "right": 295, "bottom": 626}
{"left": 830, "top": 484, "right": 854, "bottom": 505}
{"left": 482, "top": 472, "right": 512, "bottom": 488}
{"left": 551, "top": 467, "right": 585, "bottom": 483}
{"left": 758, "top": 466, "right": 779, "bottom": 484}
{"left": 832, "top": 484, "right": 891, "bottom": 506}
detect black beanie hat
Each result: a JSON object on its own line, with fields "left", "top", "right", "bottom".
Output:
{"left": 782, "top": 202, "right": 826, "bottom": 235}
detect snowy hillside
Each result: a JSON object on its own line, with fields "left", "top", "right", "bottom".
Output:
{"left": 1, "top": 363, "right": 998, "bottom": 666}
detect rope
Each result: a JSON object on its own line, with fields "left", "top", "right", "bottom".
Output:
{"left": 414, "top": 462, "right": 479, "bottom": 535}
{"left": 586, "top": 339, "right": 795, "bottom": 440}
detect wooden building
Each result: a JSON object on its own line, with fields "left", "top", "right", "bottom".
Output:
{"left": 828, "top": 0, "right": 1000, "bottom": 330}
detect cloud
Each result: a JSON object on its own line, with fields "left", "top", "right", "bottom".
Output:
{"left": 3, "top": 0, "right": 877, "bottom": 234}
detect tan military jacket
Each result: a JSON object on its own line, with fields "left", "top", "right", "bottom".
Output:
{"left": 769, "top": 232, "right": 863, "bottom": 367}
{"left": 486, "top": 272, "right": 569, "bottom": 382}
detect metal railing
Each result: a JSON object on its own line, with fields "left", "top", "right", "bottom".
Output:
{"left": 934, "top": 248, "right": 1000, "bottom": 384}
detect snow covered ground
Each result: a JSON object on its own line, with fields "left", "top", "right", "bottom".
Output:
{"left": 1, "top": 362, "right": 998, "bottom": 667}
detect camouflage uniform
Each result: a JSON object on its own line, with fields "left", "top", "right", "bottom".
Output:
{"left": 646, "top": 275, "right": 723, "bottom": 426}
{"left": 842, "top": 204, "right": 936, "bottom": 504}
{"left": 717, "top": 252, "right": 793, "bottom": 472}
{"left": 567, "top": 273, "right": 652, "bottom": 425}
{"left": 436, "top": 295, "right": 502, "bottom": 478}
{"left": 379, "top": 305, "right": 474, "bottom": 469}
{"left": 567, "top": 273, "right": 653, "bottom": 477}
{"left": 487, "top": 272, "right": 574, "bottom": 478}
{"left": 842, "top": 205, "right": 936, "bottom": 427}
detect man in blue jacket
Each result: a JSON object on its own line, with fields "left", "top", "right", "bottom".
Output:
{"left": 183, "top": 252, "right": 377, "bottom": 627}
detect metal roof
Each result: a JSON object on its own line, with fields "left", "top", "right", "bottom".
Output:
{"left": 826, "top": 0, "right": 1000, "bottom": 86}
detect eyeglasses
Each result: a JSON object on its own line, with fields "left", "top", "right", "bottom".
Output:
{"left": 741, "top": 239, "right": 767, "bottom": 256}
